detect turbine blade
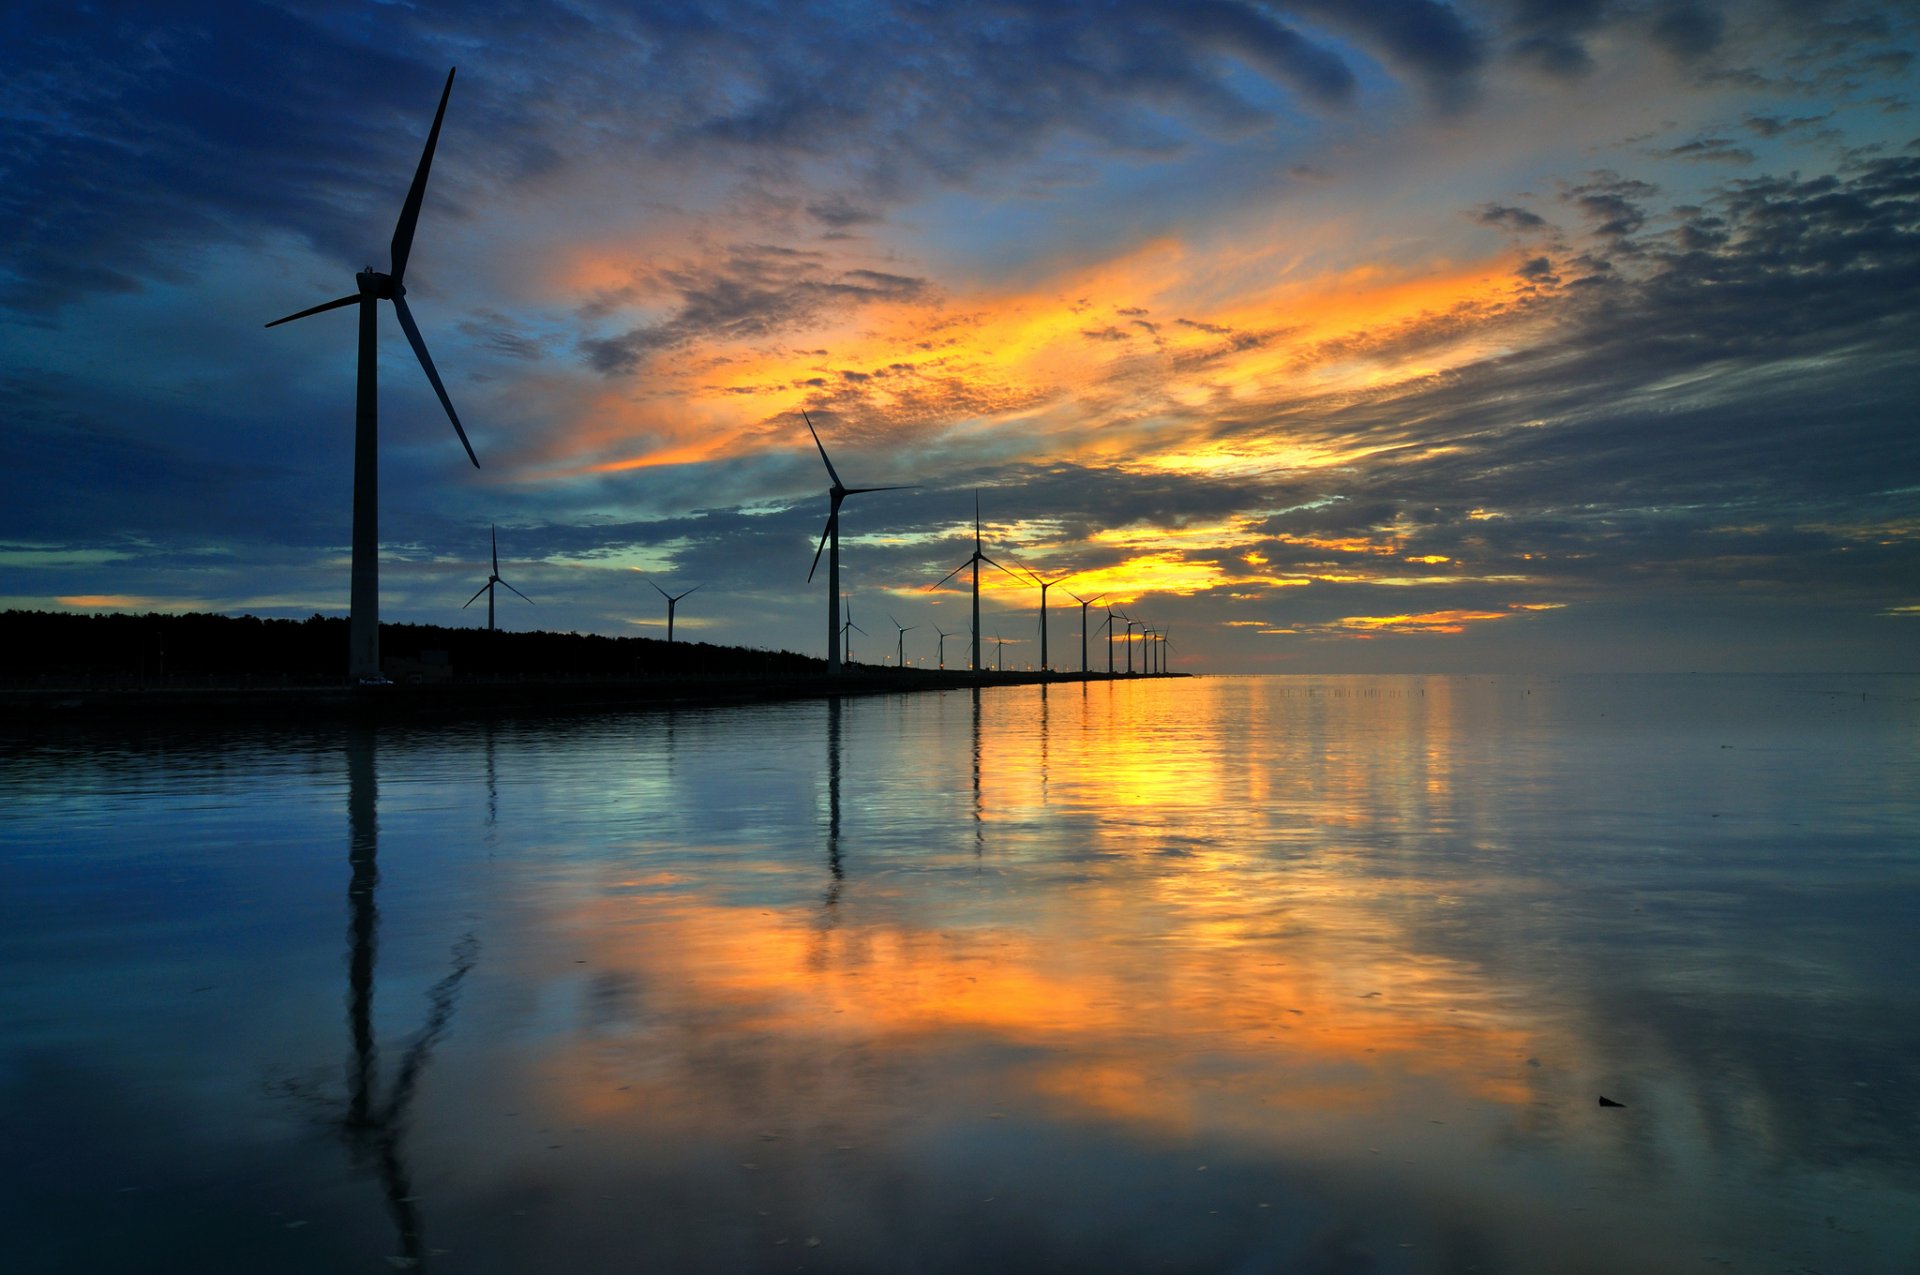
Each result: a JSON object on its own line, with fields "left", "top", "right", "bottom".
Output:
{"left": 980, "top": 554, "right": 1018, "bottom": 579}
{"left": 802, "top": 410, "right": 845, "bottom": 489}
{"left": 500, "top": 579, "right": 533, "bottom": 604}
{"left": 677, "top": 583, "right": 704, "bottom": 601}
{"left": 391, "top": 67, "right": 455, "bottom": 283}
{"left": 645, "top": 577, "right": 671, "bottom": 600}
{"left": 842, "top": 485, "right": 912, "bottom": 496}
{"left": 807, "top": 514, "right": 833, "bottom": 582}
{"left": 930, "top": 561, "right": 967, "bottom": 591}
{"left": 463, "top": 582, "right": 489, "bottom": 608}
{"left": 265, "top": 293, "right": 360, "bottom": 328}
{"left": 392, "top": 293, "right": 480, "bottom": 467}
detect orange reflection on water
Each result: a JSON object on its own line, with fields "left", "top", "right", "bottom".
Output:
{"left": 520, "top": 680, "right": 1560, "bottom": 1157}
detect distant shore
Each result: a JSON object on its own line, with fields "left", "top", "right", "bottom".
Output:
{"left": 1, "top": 668, "right": 1191, "bottom": 727}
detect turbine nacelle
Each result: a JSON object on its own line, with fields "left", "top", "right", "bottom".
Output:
{"left": 355, "top": 270, "right": 400, "bottom": 299}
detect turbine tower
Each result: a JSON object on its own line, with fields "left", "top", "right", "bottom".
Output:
{"left": 644, "top": 577, "right": 704, "bottom": 643}
{"left": 930, "top": 493, "right": 1016, "bottom": 673}
{"left": 805, "top": 411, "right": 906, "bottom": 676}
{"left": 268, "top": 68, "right": 479, "bottom": 683}
{"left": 889, "top": 614, "right": 918, "bottom": 668}
{"left": 933, "top": 626, "right": 955, "bottom": 670}
{"left": 1066, "top": 590, "right": 1105, "bottom": 677}
{"left": 462, "top": 525, "right": 532, "bottom": 632}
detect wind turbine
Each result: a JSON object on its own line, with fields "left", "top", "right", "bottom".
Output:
{"left": 889, "top": 614, "right": 918, "bottom": 667}
{"left": 1122, "top": 615, "right": 1143, "bottom": 674}
{"left": 644, "top": 577, "right": 703, "bottom": 644}
{"left": 268, "top": 68, "right": 479, "bottom": 684}
{"left": 993, "top": 630, "right": 1008, "bottom": 672}
{"left": 1021, "top": 567, "right": 1074, "bottom": 673}
{"left": 934, "top": 626, "right": 956, "bottom": 670}
{"left": 840, "top": 596, "right": 868, "bottom": 665}
{"left": 1142, "top": 625, "right": 1158, "bottom": 675}
{"left": 930, "top": 493, "right": 1017, "bottom": 672}
{"left": 1065, "top": 589, "right": 1104, "bottom": 678}
{"left": 462, "top": 525, "right": 532, "bottom": 632}
{"left": 805, "top": 411, "right": 907, "bottom": 675}
{"left": 1099, "top": 606, "right": 1116, "bottom": 677}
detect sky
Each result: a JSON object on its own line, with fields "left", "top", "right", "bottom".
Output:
{"left": 3, "top": 0, "right": 1916, "bottom": 673}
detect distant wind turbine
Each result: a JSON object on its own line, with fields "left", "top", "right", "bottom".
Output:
{"left": 889, "top": 613, "right": 918, "bottom": 667}
{"left": 805, "top": 411, "right": 907, "bottom": 676}
{"left": 934, "top": 626, "right": 956, "bottom": 670}
{"left": 1065, "top": 589, "right": 1104, "bottom": 678}
{"left": 1122, "top": 615, "right": 1142, "bottom": 674}
{"left": 268, "top": 68, "right": 478, "bottom": 684}
{"left": 929, "top": 493, "right": 1017, "bottom": 672}
{"left": 462, "top": 526, "right": 532, "bottom": 632}
{"left": 1021, "top": 567, "right": 1073, "bottom": 673}
{"left": 840, "top": 596, "right": 868, "bottom": 665}
{"left": 1099, "top": 606, "right": 1116, "bottom": 676}
{"left": 644, "top": 577, "right": 703, "bottom": 644}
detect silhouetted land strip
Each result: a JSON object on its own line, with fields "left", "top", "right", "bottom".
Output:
{"left": 0, "top": 610, "right": 1186, "bottom": 724}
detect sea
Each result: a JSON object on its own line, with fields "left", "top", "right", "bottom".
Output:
{"left": 2, "top": 673, "right": 1916, "bottom": 1274}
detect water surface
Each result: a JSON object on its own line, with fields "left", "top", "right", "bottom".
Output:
{"left": 3, "top": 675, "right": 1916, "bottom": 1273}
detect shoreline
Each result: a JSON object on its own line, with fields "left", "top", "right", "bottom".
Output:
{"left": 2, "top": 668, "right": 1193, "bottom": 727}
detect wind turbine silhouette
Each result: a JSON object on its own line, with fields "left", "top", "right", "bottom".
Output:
{"left": 462, "top": 525, "right": 532, "bottom": 632}
{"left": 930, "top": 493, "right": 1017, "bottom": 673}
{"left": 993, "top": 630, "right": 1008, "bottom": 672}
{"left": 1100, "top": 606, "right": 1116, "bottom": 676}
{"left": 840, "top": 596, "right": 868, "bottom": 665}
{"left": 889, "top": 613, "right": 918, "bottom": 667}
{"left": 644, "top": 577, "right": 703, "bottom": 644}
{"left": 1066, "top": 590, "right": 1105, "bottom": 677}
{"left": 1022, "top": 566, "right": 1073, "bottom": 672}
{"left": 268, "top": 68, "right": 478, "bottom": 684}
{"left": 805, "top": 411, "right": 907, "bottom": 676}
{"left": 934, "top": 625, "right": 956, "bottom": 670}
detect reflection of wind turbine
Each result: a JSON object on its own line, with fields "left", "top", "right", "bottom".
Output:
{"left": 268, "top": 69, "right": 479, "bottom": 684}
{"left": 934, "top": 626, "right": 955, "bottom": 670}
{"left": 1066, "top": 589, "right": 1104, "bottom": 678}
{"left": 805, "top": 411, "right": 907, "bottom": 675}
{"left": 840, "top": 596, "right": 868, "bottom": 664}
{"left": 462, "top": 525, "right": 533, "bottom": 632}
{"left": 1022, "top": 567, "right": 1073, "bottom": 672}
{"left": 335, "top": 729, "right": 479, "bottom": 1271}
{"left": 644, "top": 577, "right": 703, "bottom": 644}
{"left": 889, "top": 613, "right": 918, "bottom": 667}
{"left": 930, "top": 493, "right": 1016, "bottom": 673}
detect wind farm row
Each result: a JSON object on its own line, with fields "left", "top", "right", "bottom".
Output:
{"left": 268, "top": 67, "right": 1179, "bottom": 685}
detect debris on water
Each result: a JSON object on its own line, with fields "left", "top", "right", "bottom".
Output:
{"left": 741, "top": 1163, "right": 759, "bottom": 1170}
{"left": 1598, "top": 1095, "right": 1626, "bottom": 1108}
{"left": 759, "top": 1132, "right": 781, "bottom": 1141}
{"left": 284, "top": 1220, "right": 309, "bottom": 1230}
{"left": 805, "top": 1237, "right": 821, "bottom": 1248}
{"left": 385, "top": 1259, "right": 419, "bottom": 1270}
{"left": 1258, "top": 1203, "right": 1271, "bottom": 1209}
{"left": 1196, "top": 1165, "right": 1208, "bottom": 1172}
{"left": 1525, "top": 1057, "right": 1541, "bottom": 1067}
{"left": 1359, "top": 991, "right": 1382, "bottom": 999}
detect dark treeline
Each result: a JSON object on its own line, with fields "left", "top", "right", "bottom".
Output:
{"left": 1, "top": 610, "right": 825, "bottom": 685}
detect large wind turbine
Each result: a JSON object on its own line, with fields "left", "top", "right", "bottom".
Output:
{"left": 889, "top": 614, "right": 918, "bottom": 668}
{"left": 1066, "top": 589, "right": 1105, "bottom": 677}
{"left": 930, "top": 493, "right": 1017, "bottom": 673}
{"left": 268, "top": 68, "right": 479, "bottom": 684}
{"left": 462, "top": 525, "right": 532, "bottom": 632}
{"left": 644, "top": 577, "right": 703, "bottom": 644}
{"left": 805, "top": 411, "right": 907, "bottom": 676}
{"left": 1021, "top": 567, "right": 1074, "bottom": 673}
{"left": 933, "top": 626, "right": 956, "bottom": 670}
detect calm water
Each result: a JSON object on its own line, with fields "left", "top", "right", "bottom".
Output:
{"left": 3, "top": 675, "right": 1916, "bottom": 1274}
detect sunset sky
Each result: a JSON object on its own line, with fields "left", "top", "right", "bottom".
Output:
{"left": 4, "top": 0, "right": 1915, "bottom": 672}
